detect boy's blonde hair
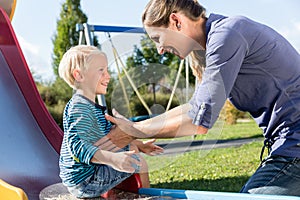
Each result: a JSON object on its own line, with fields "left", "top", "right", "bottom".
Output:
{"left": 58, "top": 45, "right": 105, "bottom": 89}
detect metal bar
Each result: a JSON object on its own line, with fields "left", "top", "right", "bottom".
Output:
{"left": 91, "top": 25, "right": 145, "bottom": 33}
{"left": 83, "top": 23, "right": 93, "bottom": 46}
{"left": 139, "top": 188, "right": 300, "bottom": 200}
{"left": 76, "top": 23, "right": 146, "bottom": 107}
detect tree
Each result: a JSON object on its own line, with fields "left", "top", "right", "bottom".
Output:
{"left": 53, "top": 0, "right": 87, "bottom": 76}
{"left": 126, "top": 35, "right": 179, "bottom": 68}
{"left": 111, "top": 35, "right": 196, "bottom": 117}
{"left": 44, "top": 0, "right": 101, "bottom": 128}
{"left": 127, "top": 35, "right": 196, "bottom": 89}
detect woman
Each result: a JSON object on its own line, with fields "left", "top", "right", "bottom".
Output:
{"left": 101, "top": 0, "right": 300, "bottom": 196}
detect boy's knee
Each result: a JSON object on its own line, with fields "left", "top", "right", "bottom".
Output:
{"left": 139, "top": 156, "right": 149, "bottom": 173}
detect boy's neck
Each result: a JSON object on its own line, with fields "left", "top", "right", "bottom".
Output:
{"left": 75, "top": 89, "right": 96, "bottom": 103}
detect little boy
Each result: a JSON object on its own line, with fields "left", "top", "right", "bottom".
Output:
{"left": 58, "top": 45, "right": 163, "bottom": 198}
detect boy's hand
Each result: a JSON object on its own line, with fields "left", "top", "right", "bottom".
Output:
{"left": 92, "top": 150, "right": 141, "bottom": 173}
{"left": 138, "top": 139, "right": 164, "bottom": 156}
{"left": 109, "top": 150, "right": 141, "bottom": 173}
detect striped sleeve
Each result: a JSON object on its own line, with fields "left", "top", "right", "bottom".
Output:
{"left": 65, "top": 103, "right": 99, "bottom": 164}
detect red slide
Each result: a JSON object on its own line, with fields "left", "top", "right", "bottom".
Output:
{"left": 0, "top": 7, "right": 141, "bottom": 199}
{"left": 0, "top": 7, "right": 63, "bottom": 200}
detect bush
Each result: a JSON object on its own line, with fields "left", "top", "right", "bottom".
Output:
{"left": 222, "top": 100, "right": 248, "bottom": 125}
{"left": 46, "top": 100, "right": 66, "bottom": 129}
{"left": 36, "top": 79, "right": 71, "bottom": 130}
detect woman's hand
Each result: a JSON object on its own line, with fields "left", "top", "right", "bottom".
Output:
{"left": 103, "top": 109, "right": 149, "bottom": 148}
{"left": 93, "top": 125, "right": 136, "bottom": 150}
{"left": 134, "top": 139, "right": 164, "bottom": 156}
{"left": 94, "top": 109, "right": 139, "bottom": 149}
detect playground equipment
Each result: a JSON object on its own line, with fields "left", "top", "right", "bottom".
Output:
{"left": 77, "top": 23, "right": 192, "bottom": 118}
{"left": 139, "top": 188, "right": 300, "bottom": 200}
{"left": 0, "top": 0, "right": 16, "bottom": 20}
{"left": 0, "top": 179, "right": 28, "bottom": 200}
{"left": 0, "top": 6, "right": 63, "bottom": 200}
{"left": 0, "top": 5, "right": 142, "bottom": 200}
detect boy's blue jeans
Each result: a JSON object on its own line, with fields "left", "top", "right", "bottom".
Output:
{"left": 68, "top": 147, "right": 140, "bottom": 199}
{"left": 240, "top": 155, "right": 300, "bottom": 196}
{"left": 68, "top": 163, "right": 138, "bottom": 198}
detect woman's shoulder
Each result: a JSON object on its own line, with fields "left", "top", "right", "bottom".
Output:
{"left": 209, "top": 13, "right": 260, "bottom": 30}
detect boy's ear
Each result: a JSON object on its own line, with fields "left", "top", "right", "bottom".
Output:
{"left": 73, "top": 69, "right": 83, "bottom": 81}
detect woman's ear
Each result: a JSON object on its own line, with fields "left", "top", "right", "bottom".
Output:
{"left": 169, "top": 13, "right": 181, "bottom": 31}
{"left": 73, "top": 69, "right": 83, "bottom": 82}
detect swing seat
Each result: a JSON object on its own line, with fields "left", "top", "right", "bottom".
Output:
{"left": 130, "top": 115, "right": 151, "bottom": 122}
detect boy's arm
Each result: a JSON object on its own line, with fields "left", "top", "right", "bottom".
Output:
{"left": 91, "top": 149, "right": 140, "bottom": 173}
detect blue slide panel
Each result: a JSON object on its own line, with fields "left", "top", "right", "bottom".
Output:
{"left": 139, "top": 188, "right": 300, "bottom": 200}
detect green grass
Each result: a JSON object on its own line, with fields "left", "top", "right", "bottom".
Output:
{"left": 145, "top": 120, "right": 264, "bottom": 192}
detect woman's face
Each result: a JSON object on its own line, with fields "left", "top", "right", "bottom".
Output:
{"left": 145, "top": 25, "right": 199, "bottom": 59}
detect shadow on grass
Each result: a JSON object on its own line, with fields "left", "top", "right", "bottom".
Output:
{"left": 151, "top": 175, "right": 251, "bottom": 193}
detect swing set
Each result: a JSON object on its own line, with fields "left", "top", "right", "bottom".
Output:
{"left": 76, "top": 23, "right": 192, "bottom": 118}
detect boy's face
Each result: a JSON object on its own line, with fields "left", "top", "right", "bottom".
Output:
{"left": 82, "top": 54, "right": 110, "bottom": 96}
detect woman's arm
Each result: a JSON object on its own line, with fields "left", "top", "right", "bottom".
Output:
{"left": 134, "top": 103, "right": 208, "bottom": 138}
{"left": 103, "top": 103, "right": 208, "bottom": 148}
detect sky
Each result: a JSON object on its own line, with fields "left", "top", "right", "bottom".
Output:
{"left": 11, "top": 0, "right": 300, "bottom": 82}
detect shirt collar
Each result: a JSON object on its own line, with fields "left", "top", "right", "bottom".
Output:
{"left": 205, "top": 13, "right": 227, "bottom": 38}
{"left": 74, "top": 93, "right": 107, "bottom": 112}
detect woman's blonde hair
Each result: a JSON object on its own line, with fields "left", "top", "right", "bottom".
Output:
{"left": 142, "top": 0, "right": 206, "bottom": 80}
{"left": 58, "top": 45, "right": 105, "bottom": 89}
{"left": 188, "top": 50, "right": 206, "bottom": 81}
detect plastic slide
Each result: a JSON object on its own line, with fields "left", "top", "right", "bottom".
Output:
{"left": 139, "top": 188, "right": 300, "bottom": 200}
{"left": 0, "top": 179, "right": 28, "bottom": 200}
{"left": 0, "top": 0, "right": 17, "bottom": 20}
{"left": 0, "top": 7, "right": 141, "bottom": 199}
{"left": 0, "top": 7, "right": 63, "bottom": 200}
